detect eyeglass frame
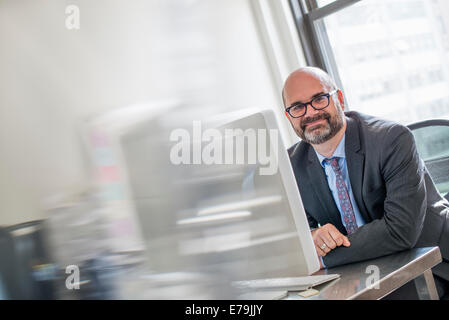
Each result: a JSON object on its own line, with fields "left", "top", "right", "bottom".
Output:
{"left": 285, "top": 89, "right": 338, "bottom": 118}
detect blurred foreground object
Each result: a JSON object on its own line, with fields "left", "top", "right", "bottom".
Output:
{"left": 0, "top": 221, "right": 56, "bottom": 299}
{"left": 2, "top": 105, "right": 319, "bottom": 299}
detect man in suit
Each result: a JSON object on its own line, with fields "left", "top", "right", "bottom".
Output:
{"left": 283, "top": 67, "right": 449, "bottom": 298}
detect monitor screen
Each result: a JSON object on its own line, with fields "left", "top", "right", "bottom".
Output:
{"left": 118, "top": 108, "right": 320, "bottom": 299}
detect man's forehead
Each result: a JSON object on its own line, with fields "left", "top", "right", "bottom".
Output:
{"left": 284, "top": 74, "right": 326, "bottom": 103}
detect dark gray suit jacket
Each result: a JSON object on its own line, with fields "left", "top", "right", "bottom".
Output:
{"left": 288, "top": 111, "right": 449, "bottom": 280}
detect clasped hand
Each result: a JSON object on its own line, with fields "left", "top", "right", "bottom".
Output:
{"left": 311, "top": 223, "right": 351, "bottom": 258}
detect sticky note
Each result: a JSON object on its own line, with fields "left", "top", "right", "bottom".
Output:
{"left": 298, "top": 288, "right": 320, "bottom": 298}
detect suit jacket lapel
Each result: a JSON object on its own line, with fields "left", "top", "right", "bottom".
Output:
{"left": 345, "top": 116, "right": 370, "bottom": 223}
{"left": 306, "top": 146, "right": 347, "bottom": 234}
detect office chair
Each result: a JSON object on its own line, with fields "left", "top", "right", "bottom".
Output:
{"left": 407, "top": 119, "right": 449, "bottom": 201}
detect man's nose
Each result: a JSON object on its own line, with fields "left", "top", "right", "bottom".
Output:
{"left": 304, "top": 103, "right": 320, "bottom": 118}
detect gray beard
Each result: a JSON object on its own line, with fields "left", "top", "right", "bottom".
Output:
{"left": 298, "top": 109, "right": 345, "bottom": 145}
{"left": 304, "top": 124, "right": 333, "bottom": 144}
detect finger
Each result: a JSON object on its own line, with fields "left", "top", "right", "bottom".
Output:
{"left": 317, "top": 239, "right": 331, "bottom": 253}
{"left": 315, "top": 244, "right": 326, "bottom": 257}
{"left": 328, "top": 229, "right": 344, "bottom": 246}
{"left": 311, "top": 229, "right": 323, "bottom": 246}
{"left": 323, "top": 224, "right": 344, "bottom": 247}
{"left": 342, "top": 236, "right": 351, "bottom": 247}
{"left": 327, "top": 224, "right": 351, "bottom": 247}
{"left": 319, "top": 233, "right": 337, "bottom": 250}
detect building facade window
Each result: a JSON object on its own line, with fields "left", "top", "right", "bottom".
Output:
{"left": 291, "top": 0, "right": 449, "bottom": 125}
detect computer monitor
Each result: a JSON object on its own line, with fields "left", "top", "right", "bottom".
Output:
{"left": 213, "top": 109, "right": 320, "bottom": 276}
{"left": 115, "top": 108, "right": 320, "bottom": 299}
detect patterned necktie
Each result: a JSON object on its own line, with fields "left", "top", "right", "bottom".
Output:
{"left": 324, "top": 157, "right": 358, "bottom": 234}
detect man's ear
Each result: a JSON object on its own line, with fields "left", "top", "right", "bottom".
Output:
{"left": 337, "top": 90, "right": 345, "bottom": 110}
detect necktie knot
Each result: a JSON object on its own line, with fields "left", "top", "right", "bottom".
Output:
{"left": 324, "top": 157, "right": 341, "bottom": 173}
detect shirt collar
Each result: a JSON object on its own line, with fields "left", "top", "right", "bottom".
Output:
{"left": 315, "top": 134, "right": 346, "bottom": 168}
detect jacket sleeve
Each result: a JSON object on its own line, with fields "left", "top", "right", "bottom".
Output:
{"left": 306, "top": 211, "right": 319, "bottom": 230}
{"left": 323, "top": 125, "right": 427, "bottom": 268}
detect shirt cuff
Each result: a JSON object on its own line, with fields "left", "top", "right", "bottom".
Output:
{"left": 320, "top": 256, "right": 326, "bottom": 269}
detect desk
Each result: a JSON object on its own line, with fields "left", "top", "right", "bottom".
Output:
{"left": 285, "top": 246, "right": 442, "bottom": 300}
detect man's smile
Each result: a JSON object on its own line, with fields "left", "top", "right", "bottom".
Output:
{"left": 305, "top": 119, "right": 327, "bottom": 127}
{"left": 304, "top": 119, "right": 328, "bottom": 131}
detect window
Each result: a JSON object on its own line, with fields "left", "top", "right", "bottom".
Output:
{"left": 410, "top": 122, "right": 449, "bottom": 196}
{"left": 291, "top": 0, "right": 449, "bottom": 124}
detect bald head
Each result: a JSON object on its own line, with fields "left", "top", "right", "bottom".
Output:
{"left": 282, "top": 67, "right": 338, "bottom": 107}
{"left": 282, "top": 66, "right": 346, "bottom": 146}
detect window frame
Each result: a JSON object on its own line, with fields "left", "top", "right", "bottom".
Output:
{"left": 288, "top": 0, "right": 362, "bottom": 106}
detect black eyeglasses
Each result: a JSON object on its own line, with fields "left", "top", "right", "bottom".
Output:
{"left": 285, "top": 90, "right": 337, "bottom": 118}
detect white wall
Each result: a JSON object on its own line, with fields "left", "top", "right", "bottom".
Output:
{"left": 0, "top": 0, "right": 284, "bottom": 225}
